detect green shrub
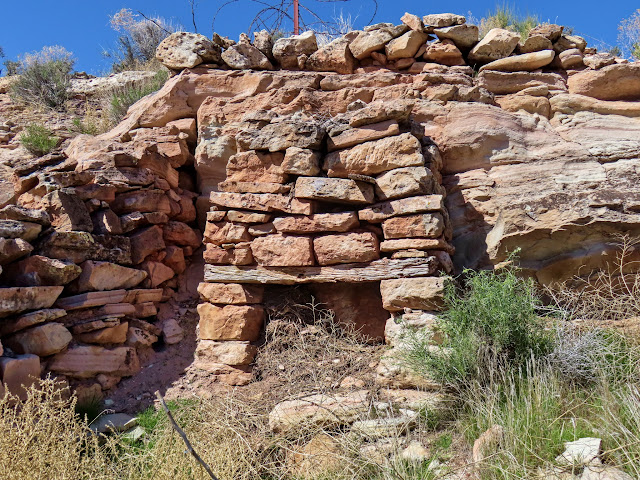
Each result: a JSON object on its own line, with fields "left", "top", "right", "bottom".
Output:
{"left": 10, "top": 46, "right": 74, "bottom": 109}
{"left": 20, "top": 124, "right": 59, "bottom": 156}
{"left": 402, "top": 265, "right": 553, "bottom": 389}
{"left": 108, "top": 69, "right": 168, "bottom": 125}
{"left": 480, "top": 3, "right": 539, "bottom": 39}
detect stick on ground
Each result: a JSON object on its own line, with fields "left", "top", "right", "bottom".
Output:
{"left": 155, "top": 391, "right": 220, "bottom": 480}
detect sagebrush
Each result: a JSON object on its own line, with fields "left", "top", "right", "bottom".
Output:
{"left": 20, "top": 123, "right": 59, "bottom": 156}
{"left": 108, "top": 69, "right": 169, "bottom": 125}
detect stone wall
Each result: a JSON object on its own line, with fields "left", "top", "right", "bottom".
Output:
{"left": 1, "top": 11, "right": 640, "bottom": 396}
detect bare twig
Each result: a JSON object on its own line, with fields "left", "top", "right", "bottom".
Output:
{"left": 188, "top": 0, "right": 199, "bottom": 33}
{"left": 135, "top": 10, "right": 174, "bottom": 34}
{"left": 155, "top": 391, "right": 219, "bottom": 480}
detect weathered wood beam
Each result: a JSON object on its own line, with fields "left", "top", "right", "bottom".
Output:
{"left": 204, "top": 258, "right": 437, "bottom": 285}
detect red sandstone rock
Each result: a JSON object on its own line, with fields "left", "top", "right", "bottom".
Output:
{"left": 382, "top": 213, "right": 445, "bottom": 239}
{"left": 282, "top": 147, "right": 321, "bottom": 176}
{"left": 73, "top": 260, "right": 147, "bottom": 292}
{"left": 111, "top": 190, "right": 171, "bottom": 215}
{"left": 5, "top": 323, "right": 72, "bottom": 356}
{"left": 294, "top": 177, "right": 374, "bottom": 205}
{"left": 163, "top": 221, "right": 201, "bottom": 248}
{"left": 272, "top": 212, "right": 359, "bottom": 233}
{"left": 198, "top": 303, "right": 264, "bottom": 341}
{"left": 313, "top": 232, "right": 380, "bottom": 266}
{"left": 423, "top": 40, "right": 465, "bottom": 66}
{"left": 375, "top": 167, "right": 433, "bottom": 200}
{"left": 380, "top": 277, "right": 448, "bottom": 311}
{"left": 0, "top": 354, "right": 40, "bottom": 400}
{"left": 0, "top": 286, "right": 64, "bottom": 318}
{"left": 204, "top": 221, "right": 252, "bottom": 245}
{"left": 9, "top": 255, "right": 82, "bottom": 286}
{"left": 75, "top": 322, "right": 129, "bottom": 344}
{"left": 164, "top": 246, "right": 186, "bottom": 274}
{"left": 210, "top": 192, "right": 314, "bottom": 215}
{"left": 327, "top": 120, "right": 400, "bottom": 152}
{"left": 379, "top": 237, "right": 455, "bottom": 254}
{"left": 197, "top": 283, "right": 264, "bottom": 304}
{"left": 251, "top": 234, "right": 315, "bottom": 266}
{"left": 0, "top": 308, "right": 67, "bottom": 336}
{"left": 225, "top": 211, "right": 272, "bottom": 223}
{"left": 226, "top": 150, "right": 287, "bottom": 183}
{"left": 130, "top": 226, "right": 166, "bottom": 264}
{"left": 307, "top": 37, "right": 357, "bottom": 74}
{"left": 48, "top": 345, "right": 140, "bottom": 379}
{"left": 195, "top": 340, "right": 257, "bottom": 365}
{"left": 358, "top": 195, "right": 444, "bottom": 222}
{"left": 203, "top": 243, "right": 254, "bottom": 265}
{"left": 140, "top": 261, "right": 175, "bottom": 288}
{"left": 42, "top": 190, "right": 93, "bottom": 232}
{"left": 568, "top": 63, "right": 640, "bottom": 101}
{"left": 0, "top": 238, "right": 33, "bottom": 265}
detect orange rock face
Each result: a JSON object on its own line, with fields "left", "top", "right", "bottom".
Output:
{"left": 313, "top": 232, "right": 380, "bottom": 266}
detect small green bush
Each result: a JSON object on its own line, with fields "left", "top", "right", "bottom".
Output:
{"left": 480, "top": 3, "right": 539, "bottom": 39}
{"left": 108, "top": 69, "right": 168, "bottom": 125}
{"left": 402, "top": 265, "right": 553, "bottom": 388}
{"left": 10, "top": 46, "right": 74, "bottom": 109}
{"left": 20, "top": 124, "right": 59, "bottom": 156}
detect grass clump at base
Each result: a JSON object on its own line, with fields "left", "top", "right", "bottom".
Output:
{"left": 20, "top": 123, "right": 59, "bottom": 156}
{"left": 108, "top": 69, "right": 168, "bottom": 125}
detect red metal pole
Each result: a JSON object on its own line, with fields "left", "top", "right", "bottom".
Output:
{"left": 293, "top": 0, "right": 300, "bottom": 35}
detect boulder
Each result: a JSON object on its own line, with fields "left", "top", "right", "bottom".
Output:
{"left": 517, "top": 35, "right": 553, "bottom": 54}
{"left": 401, "top": 13, "right": 424, "bottom": 32}
{"left": 269, "top": 390, "right": 369, "bottom": 434}
{"left": 195, "top": 340, "right": 257, "bottom": 365}
{"left": 273, "top": 31, "right": 318, "bottom": 68}
{"left": 479, "top": 50, "right": 555, "bottom": 72}
{"left": 349, "top": 28, "right": 398, "bottom": 60}
{"left": 282, "top": 147, "right": 321, "bottom": 176}
{"left": 0, "top": 220, "right": 41, "bottom": 242}
{"left": 423, "top": 40, "right": 466, "bottom": 66}
{"left": 313, "top": 231, "right": 380, "bottom": 265}
{"left": 583, "top": 53, "right": 616, "bottom": 70}
{"left": 422, "top": 13, "right": 466, "bottom": 29}
{"left": 73, "top": 261, "right": 147, "bottom": 292}
{"left": 433, "top": 24, "right": 479, "bottom": 49}
{"left": 567, "top": 63, "right": 640, "bottom": 100}
{"left": 253, "top": 30, "right": 274, "bottom": 59}
{"left": 0, "top": 354, "right": 40, "bottom": 400}
{"left": 559, "top": 48, "right": 584, "bottom": 69}
{"left": 0, "top": 286, "right": 64, "bottom": 318}
{"left": 529, "top": 24, "right": 563, "bottom": 42}
{"left": 0, "top": 238, "right": 33, "bottom": 265}
{"left": 197, "top": 303, "right": 264, "bottom": 341}
{"left": 251, "top": 234, "right": 315, "bottom": 266}
{"left": 48, "top": 345, "right": 140, "bottom": 378}
{"left": 5, "top": 323, "right": 72, "bottom": 356}
{"left": 272, "top": 212, "right": 359, "bottom": 233}
{"left": 197, "top": 283, "right": 264, "bottom": 304}
{"left": 380, "top": 277, "right": 448, "bottom": 311}
{"left": 9, "top": 255, "right": 82, "bottom": 286}
{"left": 156, "top": 32, "right": 222, "bottom": 69}
{"left": 323, "top": 133, "right": 424, "bottom": 177}
{"left": 221, "top": 43, "right": 273, "bottom": 70}
{"left": 294, "top": 177, "right": 374, "bottom": 205}
{"left": 307, "top": 37, "right": 357, "bottom": 74}
{"left": 385, "top": 31, "right": 429, "bottom": 60}
{"left": 468, "top": 28, "right": 520, "bottom": 64}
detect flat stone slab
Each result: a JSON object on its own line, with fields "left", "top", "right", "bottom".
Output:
{"left": 0, "top": 286, "right": 64, "bottom": 318}
{"left": 90, "top": 413, "right": 138, "bottom": 434}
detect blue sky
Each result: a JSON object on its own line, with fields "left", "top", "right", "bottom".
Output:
{"left": 0, "top": 1, "right": 637, "bottom": 75}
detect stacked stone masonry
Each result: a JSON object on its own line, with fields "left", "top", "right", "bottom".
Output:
{"left": 2, "top": 10, "right": 640, "bottom": 394}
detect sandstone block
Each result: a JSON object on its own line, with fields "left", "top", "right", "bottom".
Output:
{"left": 204, "top": 243, "right": 253, "bottom": 265}
{"left": 218, "top": 180, "right": 291, "bottom": 194}
{"left": 0, "top": 238, "right": 33, "bottom": 265}
{"left": 359, "top": 195, "right": 444, "bottom": 222}
{"left": 210, "top": 192, "right": 314, "bottom": 215}
{"left": 6, "top": 323, "right": 72, "bottom": 356}
{"left": 530, "top": 24, "right": 563, "bottom": 42}
{"left": 423, "top": 39, "right": 465, "bottom": 66}
{"left": 294, "top": 177, "right": 374, "bottom": 205}
{"left": 380, "top": 237, "right": 454, "bottom": 254}
{"left": 313, "top": 232, "right": 380, "bottom": 266}
{"left": 518, "top": 35, "right": 553, "bottom": 54}
{"left": 583, "top": 53, "right": 616, "bottom": 70}
{"left": 477, "top": 71, "right": 567, "bottom": 94}
{"left": 468, "top": 28, "right": 520, "bottom": 64}
{"left": 111, "top": 190, "right": 171, "bottom": 215}
{"left": 198, "top": 303, "right": 264, "bottom": 341}
{"left": 380, "top": 277, "right": 448, "bottom": 311}
{"left": 273, "top": 212, "right": 359, "bottom": 233}
{"left": 559, "top": 48, "right": 584, "bottom": 69}
{"left": 48, "top": 345, "right": 140, "bottom": 378}
{"left": 126, "top": 326, "right": 158, "bottom": 348}
{"left": 382, "top": 213, "right": 445, "bottom": 239}
{"left": 0, "top": 354, "right": 40, "bottom": 400}
{"left": 195, "top": 340, "right": 257, "bottom": 365}
{"left": 163, "top": 221, "right": 201, "bottom": 248}
{"left": 42, "top": 190, "right": 93, "bottom": 232}
{"left": 156, "top": 32, "right": 221, "bottom": 69}
{"left": 497, "top": 94, "right": 551, "bottom": 117}
{"left": 164, "top": 245, "right": 186, "bottom": 274}
{"left": 226, "top": 150, "right": 286, "bottom": 183}
{"left": 226, "top": 210, "right": 272, "bottom": 223}
{"left": 197, "top": 283, "right": 264, "bottom": 304}
{"left": 140, "top": 261, "right": 175, "bottom": 288}
{"left": 221, "top": 43, "right": 273, "bottom": 70}
{"left": 0, "top": 220, "right": 42, "bottom": 242}
{"left": 9, "top": 255, "right": 82, "bottom": 286}
{"left": 130, "top": 225, "right": 166, "bottom": 264}
{"left": 160, "top": 318, "right": 183, "bottom": 345}
{"left": 273, "top": 31, "right": 318, "bottom": 68}
{"left": 386, "top": 30, "right": 429, "bottom": 60}
{"left": 0, "top": 286, "right": 64, "bottom": 318}
{"left": 251, "top": 234, "right": 315, "bottom": 266}
{"left": 349, "top": 29, "right": 396, "bottom": 60}
{"left": 75, "top": 322, "right": 129, "bottom": 344}
{"left": 248, "top": 223, "right": 275, "bottom": 236}
{"left": 0, "top": 205, "right": 50, "bottom": 226}
{"left": 204, "top": 221, "right": 251, "bottom": 245}
{"left": 236, "top": 119, "right": 325, "bottom": 152}
{"left": 346, "top": 100, "right": 414, "bottom": 128}
{"left": 568, "top": 63, "right": 640, "bottom": 100}
{"left": 282, "top": 147, "right": 321, "bottom": 176}
{"left": 433, "top": 24, "right": 479, "bottom": 49}
{"left": 401, "top": 12, "right": 424, "bottom": 31}
{"left": 73, "top": 261, "right": 147, "bottom": 292}
{"left": 0, "top": 308, "right": 66, "bottom": 336}
{"left": 56, "top": 290, "right": 128, "bottom": 310}
{"left": 323, "top": 133, "right": 424, "bottom": 177}
{"left": 92, "top": 209, "right": 123, "bottom": 235}
{"left": 479, "top": 50, "right": 555, "bottom": 72}
{"left": 423, "top": 13, "right": 466, "bottom": 29}
{"left": 327, "top": 120, "right": 400, "bottom": 152}
{"left": 307, "top": 36, "right": 357, "bottom": 74}
{"left": 375, "top": 167, "right": 433, "bottom": 200}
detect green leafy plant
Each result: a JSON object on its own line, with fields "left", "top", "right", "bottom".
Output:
{"left": 480, "top": 3, "right": 539, "bottom": 40}
{"left": 402, "top": 263, "right": 553, "bottom": 389}
{"left": 20, "top": 124, "right": 59, "bottom": 156}
{"left": 108, "top": 69, "right": 168, "bottom": 125}
{"left": 10, "top": 46, "right": 74, "bottom": 109}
